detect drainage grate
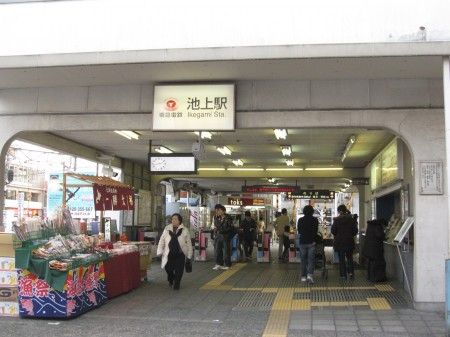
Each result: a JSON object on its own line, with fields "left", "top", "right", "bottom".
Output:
{"left": 294, "top": 292, "right": 311, "bottom": 300}
{"left": 383, "top": 292, "right": 410, "bottom": 306}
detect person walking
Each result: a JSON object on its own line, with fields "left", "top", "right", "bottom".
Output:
{"left": 362, "top": 219, "right": 387, "bottom": 282}
{"left": 275, "top": 208, "right": 290, "bottom": 261}
{"left": 157, "top": 213, "right": 193, "bottom": 290}
{"left": 331, "top": 205, "right": 358, "bottom": 280}
{"left": 297, "top": 205, "right": 319, "bottom": 283}
{"left": 212, "top": 204, "right": 233, "bottom": 270}
{"left": 280, "top": 225, "right": 291, "bottom": 262}
{"left": 240, "top": 211, "right": 257, "bottom": 260}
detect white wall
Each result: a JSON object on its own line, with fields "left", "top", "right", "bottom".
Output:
{"left": 0, "top": 0, "right": 450, "bottom": 56}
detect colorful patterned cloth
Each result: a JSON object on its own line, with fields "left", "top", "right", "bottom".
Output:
{"left": 18, "top": 262, "right": 107, "bottom": 318}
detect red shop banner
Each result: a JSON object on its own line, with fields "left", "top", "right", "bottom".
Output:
{"left": 93, "top": 184, "right": 134, "bottom": 211}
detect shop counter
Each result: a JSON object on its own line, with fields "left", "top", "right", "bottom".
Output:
{"left": 104, "top": 251, "right": 140, "bottom": 299}
{"left": 18, "top": 262, "right": 107, "bottom": 318}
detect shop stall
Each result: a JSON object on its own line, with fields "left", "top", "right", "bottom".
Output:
{"left": 13, "top": 174, "right": 143, "bottom": 319}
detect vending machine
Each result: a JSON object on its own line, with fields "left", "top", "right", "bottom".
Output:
{"left": 288, "top": 233, "right": 301, "bottom": 263}
{"left": 257, "top": 232, "right": 271, "bottom": 263}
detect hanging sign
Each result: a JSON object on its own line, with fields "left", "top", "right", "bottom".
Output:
{"left": 241, "top": 186, "right": 300, "bottom": 194}
{"left": 351, "top": 178, "right": 370, "bottom": 186}
{"left": 286, "top": 190, "right": 335, "bottom": 200}
{"left": 153, "top": 84, "right": 235, "bottom": 131}
{"left": 227, "top": 198, "right": 266, "bottom": 206}
{"left": 93, "top": 185, "right": 134, "bottom": 211}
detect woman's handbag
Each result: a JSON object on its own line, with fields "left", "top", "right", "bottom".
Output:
{"left": 185, "top": 258, "right": 192, "bottom": 273}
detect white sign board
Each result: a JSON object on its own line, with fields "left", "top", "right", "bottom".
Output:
{"left": 149, "top": 155, "right": 197, "bottom": 174}
{"left": 153, "top": 84, "right": 235, "bottom": 131}
{"left": 17, "top": 192, "right": 24, "bottom": 221}
{"left": 419, "top": 161, "right": 443, "bottom": 195}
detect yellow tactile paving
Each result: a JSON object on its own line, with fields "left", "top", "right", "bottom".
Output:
{"left": 272, "top": 288, "right": 294, "bottom": 311}
{"left": 262, "top": 309, "right": 291, "bottom": 337}
{"left": 375, "top": 284, "right": 395, "bottom": 292}
{"left": 367, "top": 297, "right": 392, "bottom": 310}
{"left": 291, "top": 299, "right": 311, "bottom": 310}
{"left": 262, "top": 288, "right": 294, "bottom": 337}
{"left": 262, "top": 287, "right": 279, "bottom": 293}
{"left": 348, "top": 301, "right": 370, "bottom": 306}
{"left": 200, "top": 263, "right": 246, "bottom": 290}
{"left": 294, "top": 287, "right": 311, "bottom": 293}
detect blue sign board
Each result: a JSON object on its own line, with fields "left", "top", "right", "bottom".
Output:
{"left": 47, "top": 173, "right": 95, "bottom": 219}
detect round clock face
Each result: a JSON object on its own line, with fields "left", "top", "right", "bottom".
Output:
{"left": 151, "top": 157, "right": 167, "bottom": 171}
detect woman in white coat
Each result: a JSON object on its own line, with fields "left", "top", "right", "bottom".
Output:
{"left": 157, "top": 213, "right": 193, "bottom": 290}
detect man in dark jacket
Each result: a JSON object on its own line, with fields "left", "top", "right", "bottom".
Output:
{"left": 297, "top": 205, "right": 319, "bottom": 283}
{"left": 212, "top": 204, "right": 233, "bottom": 270}
{"left": 331, "top": 205, "right": 358, "bottom": 280}
{"left": 240, "top": 211, "right": 257, "bottom": 260}
{"left": 362, "top": 219, "right": 387, "bottom": 282}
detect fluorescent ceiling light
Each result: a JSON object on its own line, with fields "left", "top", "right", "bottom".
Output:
{"left": 217, "top": 146, "right": 232, "bottom": 156}
{"left": 154, "top": 146, "right": 173, "bottom": 154}
{"left": 281, "top": 145, "right": 292, "bottom": 157}
{"left": 274, "top": 129, "right": 288, "bottom": 140}
{"left": 285, "top": 159, "right": 294, "bottom": 166}
{"left": 341, "top": 135, "right": 356, "bottom": 162}
{"left": 194, "top": 131, "right": 212, "bottom": 139}
{"left": 227, "top": 168, "right": 264, "bottom": 171}
{"left": 114, "top": 130, "right": 140, "bottom": 140}
{"left": 197, "top": 167, "right": 225, "bottom": 171}
{"left": 305, "top": 167, "right": 343, "bottom": 171}
{"left": 266, "top": 168, "right": 303, "bottom": 171}
{"left": 232, "top": 159, "right": 244, "bottom": 167}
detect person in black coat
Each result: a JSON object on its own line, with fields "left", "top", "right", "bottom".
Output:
{"left": 240, "top": 211, "right": 257, "bottom": 260}
{"left": 362, "top": 219, "right": 387, "bottom": 282}
{"left": 297, "top": 205, "right": 319, "bottom": 283}
{"left": 331, "top": 205, "right": 358, "bottom": 280}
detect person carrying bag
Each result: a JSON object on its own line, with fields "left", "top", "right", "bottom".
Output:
{"left": 157, "top": 213, "right": 193, "bottom": 290}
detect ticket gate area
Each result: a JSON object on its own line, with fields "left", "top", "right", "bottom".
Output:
{"left": 257, "top": 231, "right": 271, "bottom": 263}
{"left": 288, "top": 234, "right": 301, "bottom": 263}
{"left": 194, "top": 230, "right": 208, "bottom": 262}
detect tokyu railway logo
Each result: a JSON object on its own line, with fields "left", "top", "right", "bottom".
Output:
{"left": 165, "top": 98, "right": 178, "bottom": 111}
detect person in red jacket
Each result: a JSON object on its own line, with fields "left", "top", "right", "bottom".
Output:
{"left": 331, "top": 205, "right": 358, "bottom": 280}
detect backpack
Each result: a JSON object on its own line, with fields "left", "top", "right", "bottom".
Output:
{"left": 168, "top": 229, "right": 183, "bottom": 257}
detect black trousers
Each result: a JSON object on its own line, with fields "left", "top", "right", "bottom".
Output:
{"left": 243, "top": 235, "right": 254, "bottom": 258}
{"left": 165, "top": 253, "right": 185, "bottom": 287}
{"left": 337, "top": 249, "right": 354, "bottom": 278}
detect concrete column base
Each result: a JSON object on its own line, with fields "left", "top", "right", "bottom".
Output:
{"left": 414, "top": 301, "right": 445, "bottom": 313}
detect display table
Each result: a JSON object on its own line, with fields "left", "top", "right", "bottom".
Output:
{"left": 18, "top": 262, "right": 107, "bottom": 318}
{"left": 104, "top": 251, "right": 140, "bottom": 298}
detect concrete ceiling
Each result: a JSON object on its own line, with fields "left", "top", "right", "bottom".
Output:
{"left": 52, "top": 128, "right": 394, "bottom": 169}
{"left": 0, "top": 56, "right": 442, "bottom": 89}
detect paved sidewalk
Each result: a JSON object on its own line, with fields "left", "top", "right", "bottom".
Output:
{"left": 0, "top": 261, "right": 445, "bottom": 337}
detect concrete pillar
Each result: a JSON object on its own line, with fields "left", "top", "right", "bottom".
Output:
{"left": 444, "top": 56, "right": 450, "bottom": 257}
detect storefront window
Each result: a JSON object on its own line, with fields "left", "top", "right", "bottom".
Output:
{"left": 5, "top": 190, "right": 17, "bottom": 200}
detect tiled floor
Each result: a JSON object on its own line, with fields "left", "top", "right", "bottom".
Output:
{"left": 0, "top": 259, "right": 446, "bottom": 337}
